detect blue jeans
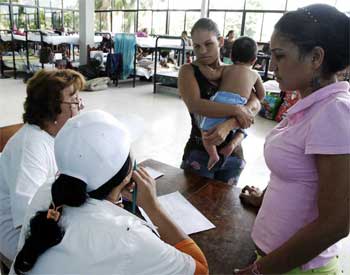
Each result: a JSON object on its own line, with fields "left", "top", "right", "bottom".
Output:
{"left": 181, "top": 149, "right": 246, "bottom": 185}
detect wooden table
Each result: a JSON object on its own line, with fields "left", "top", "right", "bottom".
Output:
{"left": 141, "top": 159, "right": 257, "bottom": 274}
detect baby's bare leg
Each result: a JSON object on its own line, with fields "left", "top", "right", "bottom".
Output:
{"left": 219, "top": 132, "right": 244, "bottom": 157}
{"left": 202, "top": 130, "right": 220, "bottom": 170}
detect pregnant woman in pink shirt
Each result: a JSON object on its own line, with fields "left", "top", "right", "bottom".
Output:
{"left": 237, "top": 4, "right": 350, "bottom": 274}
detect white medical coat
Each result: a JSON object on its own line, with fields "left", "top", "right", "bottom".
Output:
{"left": 12, "top": 182, "right": 195, "bottom": 275}
{"left": 0, "top": 124, "right": 57, "bottom": 260}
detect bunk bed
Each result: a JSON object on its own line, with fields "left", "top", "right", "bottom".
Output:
{"left": 131, "top": 35, "right": 192, "bottom": 90}
{"left": 152, "top": 35, "right": 192, "bottom": 93}
{"left": 0, "top": 29, "right": 30, "bottom": 78}
{"left": 0, "top": 30, "right": 16, "bottom": 78}
{"left": 0, "top": 30, "right": 105, "bottom": 79}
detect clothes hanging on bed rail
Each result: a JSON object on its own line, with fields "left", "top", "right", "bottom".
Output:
{"left": 114, "top": 33, "right": 136, "bottom": 80}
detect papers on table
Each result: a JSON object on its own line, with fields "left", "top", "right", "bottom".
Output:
{"left": 143, "top": 166, "right": 164, "bottom": 179}
{"left": 140, "top": 191, "right": 215, "bottom": 235}
{"left": 158, "top": 191, "right": 215, "bottom": 235}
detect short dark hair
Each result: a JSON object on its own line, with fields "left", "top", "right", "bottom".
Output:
{"left": 231, "top": 36, "right": 257, "bottom": 63}
{"left": 23, "top": 69, "right": 85, "bottom": 129}
{"left": 274, "top": 4, "right": 350, "bottom": 76}
{"left": 191, "top": 18, "right": 221, "bottom": 38}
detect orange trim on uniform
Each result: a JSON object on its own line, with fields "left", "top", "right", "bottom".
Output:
{"left": 175, "top": 238, "right": 209, "bottom": 275}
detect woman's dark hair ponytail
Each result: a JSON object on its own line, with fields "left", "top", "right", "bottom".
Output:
{"left": 14, "top": 175, "right": 87, "bottom": 274}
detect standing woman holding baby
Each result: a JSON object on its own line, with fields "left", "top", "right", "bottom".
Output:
{"left": 178, "top": 18, "right": 261, "bottom": 185}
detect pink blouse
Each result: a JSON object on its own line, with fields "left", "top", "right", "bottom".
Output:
{"left": 252, "top": 81, "right": 350, "bottom": 270}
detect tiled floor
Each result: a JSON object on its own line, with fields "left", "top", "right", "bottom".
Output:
{"left": 0, "top": 77, "right": 349, "bottom": 272}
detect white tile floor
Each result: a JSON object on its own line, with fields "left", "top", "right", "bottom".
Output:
{"left": 0, "top": 77, "right": 349, "bottom": 273}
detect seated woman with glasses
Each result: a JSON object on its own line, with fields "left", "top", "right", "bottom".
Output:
{"left": 0, "top": 69, "right": 85, "bottom": 262}
{"left": 12, "top": 110, "right": 208, "bottom": 275}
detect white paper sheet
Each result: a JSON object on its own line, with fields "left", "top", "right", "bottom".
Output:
{"left": 157, "top": 191, "right": 215, "bottom": 235}
{"left": 143, "top": 166, "right": 164, "bottom": 179}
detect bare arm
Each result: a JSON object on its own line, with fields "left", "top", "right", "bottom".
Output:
{"left": 131, "top": 167, "right": 188, "bottom": 245}
{"left": 178, "top": 64, "right": 250, "bottom": 118}
{"left": 245, "top": 92, "right": 261, "bottom": 116}
{"left": 254, "top": 74, "right": 266, "bottom": 102}
{"left": 256, "top": 154, "right": 350, "bottom": 273}
{"left": 204, "top": 93, "right": 261, "bottom": 145}
{"left": 198, "top": 64, "right": 224, "bottom": 81}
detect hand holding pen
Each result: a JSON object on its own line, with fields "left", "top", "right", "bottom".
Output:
{"left": 123, "top": 166, "right": 159, "bottom": 214}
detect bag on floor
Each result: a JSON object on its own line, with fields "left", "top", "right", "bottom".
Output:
{"left": 275, "top": 90, "right": 301, "bottom": 122}
{"left": 259, "top": 91, "right": 283, "bottom": 120}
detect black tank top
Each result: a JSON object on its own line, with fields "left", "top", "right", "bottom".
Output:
{"left": 182, "top": 64, "right": 244, "bottom": 160}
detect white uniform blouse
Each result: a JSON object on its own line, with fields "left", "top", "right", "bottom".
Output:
{"left": 0, "top": 124, "right": 57, "bottom": 260}
{"left": 12, "top": 182, "right": 196, "bottom": 275}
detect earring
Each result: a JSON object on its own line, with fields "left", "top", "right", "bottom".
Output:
{"left": 54, "top": 121, "right": 58, "bottom": 125}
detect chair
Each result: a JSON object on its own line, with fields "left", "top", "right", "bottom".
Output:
{"left": 0, "top": 123, "right": 23, "bottom": 152}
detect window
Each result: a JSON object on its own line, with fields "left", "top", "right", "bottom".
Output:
{"left": 185, "top": 12, "right": 201, "bottom": 33}
{"left": 138, "top": 10, "right": 152, "bottom": 32}
{"left": 63, "top": 0, "right": 78, "bottom": 10}
{"left": 139, "top": 0, "right": 167, "bottom": 10}
{"left": 51, "top": 10, "right": 62, "bottom": 29}
{"left": 39, "top": 9, "right": 53, "bottom": 29}
{"left": 246, "top": 0, "right": 286, "bottom": 10}
{"left": 12, "top": 6, "right": 37, "bottom": 30}
{"left": 39, "top": 0, "right": 51, "bottom": 7}
{"left": 11, "top": 0, "right": 36, "bottom": 5}
{"left": 209, "top": 0, "right": 245, "bottom": 10}
{"left": 112, "top": 11, "right": 135, "bottom": 33}
{"left": 100, "top": 12, "right": 111, "bottom": 32}
{"left": 64, "top": 11, "right": 74, "bottom": 30}
{"left": 95, "top": 0, "right": 112, "bottom": 10}
{"left": 208, "top": 11, "right": 225, "bottom": 35}
{"left": 169, "top": 11, "right": 185, "bottom": 36}
{"left": 287, "top": 0, "right": 336, "bottom": 10}
{"left": 74, "top": 11, "right": 79, "bottom": 30}
{"left": 51, "top": 0, "right": 62, "bottom": 9}
{"left": 124, "top": 12, "right": 136, "bottom": 33}
{"left": 113, "top": 0, "right": 136, "bottom": 9}
{"left": 26, "top": 7, "right": 39, "bottom": 29}
{"left": 94, "top": 12, "right": 100, "bottom": 31}
{"left": 0, "top": 5, "right": 10, "bottom": 29}
{"left": 244, "top": 12, "right": 263, "bottom": 41}
{"left": 243, "top": 12, "right": 282, "bottom": 42}
{"left": 12, "top": 6, "right": 26, "bottom": 29}
{"left": 168, "top": 0, "right": 201, "bottom": 9}
{"left": 223, "top": 12, "right": 242, "bottom": 38}
{"left": 152, "top": 11, "right": 166, "bottom": 35}
{"left": 260, "top": 13, "right": 282, "bottom": 42}
{"left": 112, "top": 11, "right": 122, "bottom": 32}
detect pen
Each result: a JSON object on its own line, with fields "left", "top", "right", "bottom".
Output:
{"left": 132, "top": 160, "right": 137, "bottom": 214}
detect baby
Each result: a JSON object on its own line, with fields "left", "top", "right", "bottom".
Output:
{"left": 197, "top": 36, "right": 266, "bottom": 170}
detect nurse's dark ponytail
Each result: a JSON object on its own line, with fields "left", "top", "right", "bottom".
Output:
{"left": 13, "top": 175, "right": 87, "bottom": 275}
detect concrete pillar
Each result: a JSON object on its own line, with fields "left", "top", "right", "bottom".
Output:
{"left": 79, "top": 0, "right": 95, "bottom": 65}
{"left": 200, "top": 0, "right": 208, "bottom": 18}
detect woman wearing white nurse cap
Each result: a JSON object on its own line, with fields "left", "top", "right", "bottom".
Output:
{"left": 12, "top": 110, "right": 208, "bottom": 275}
